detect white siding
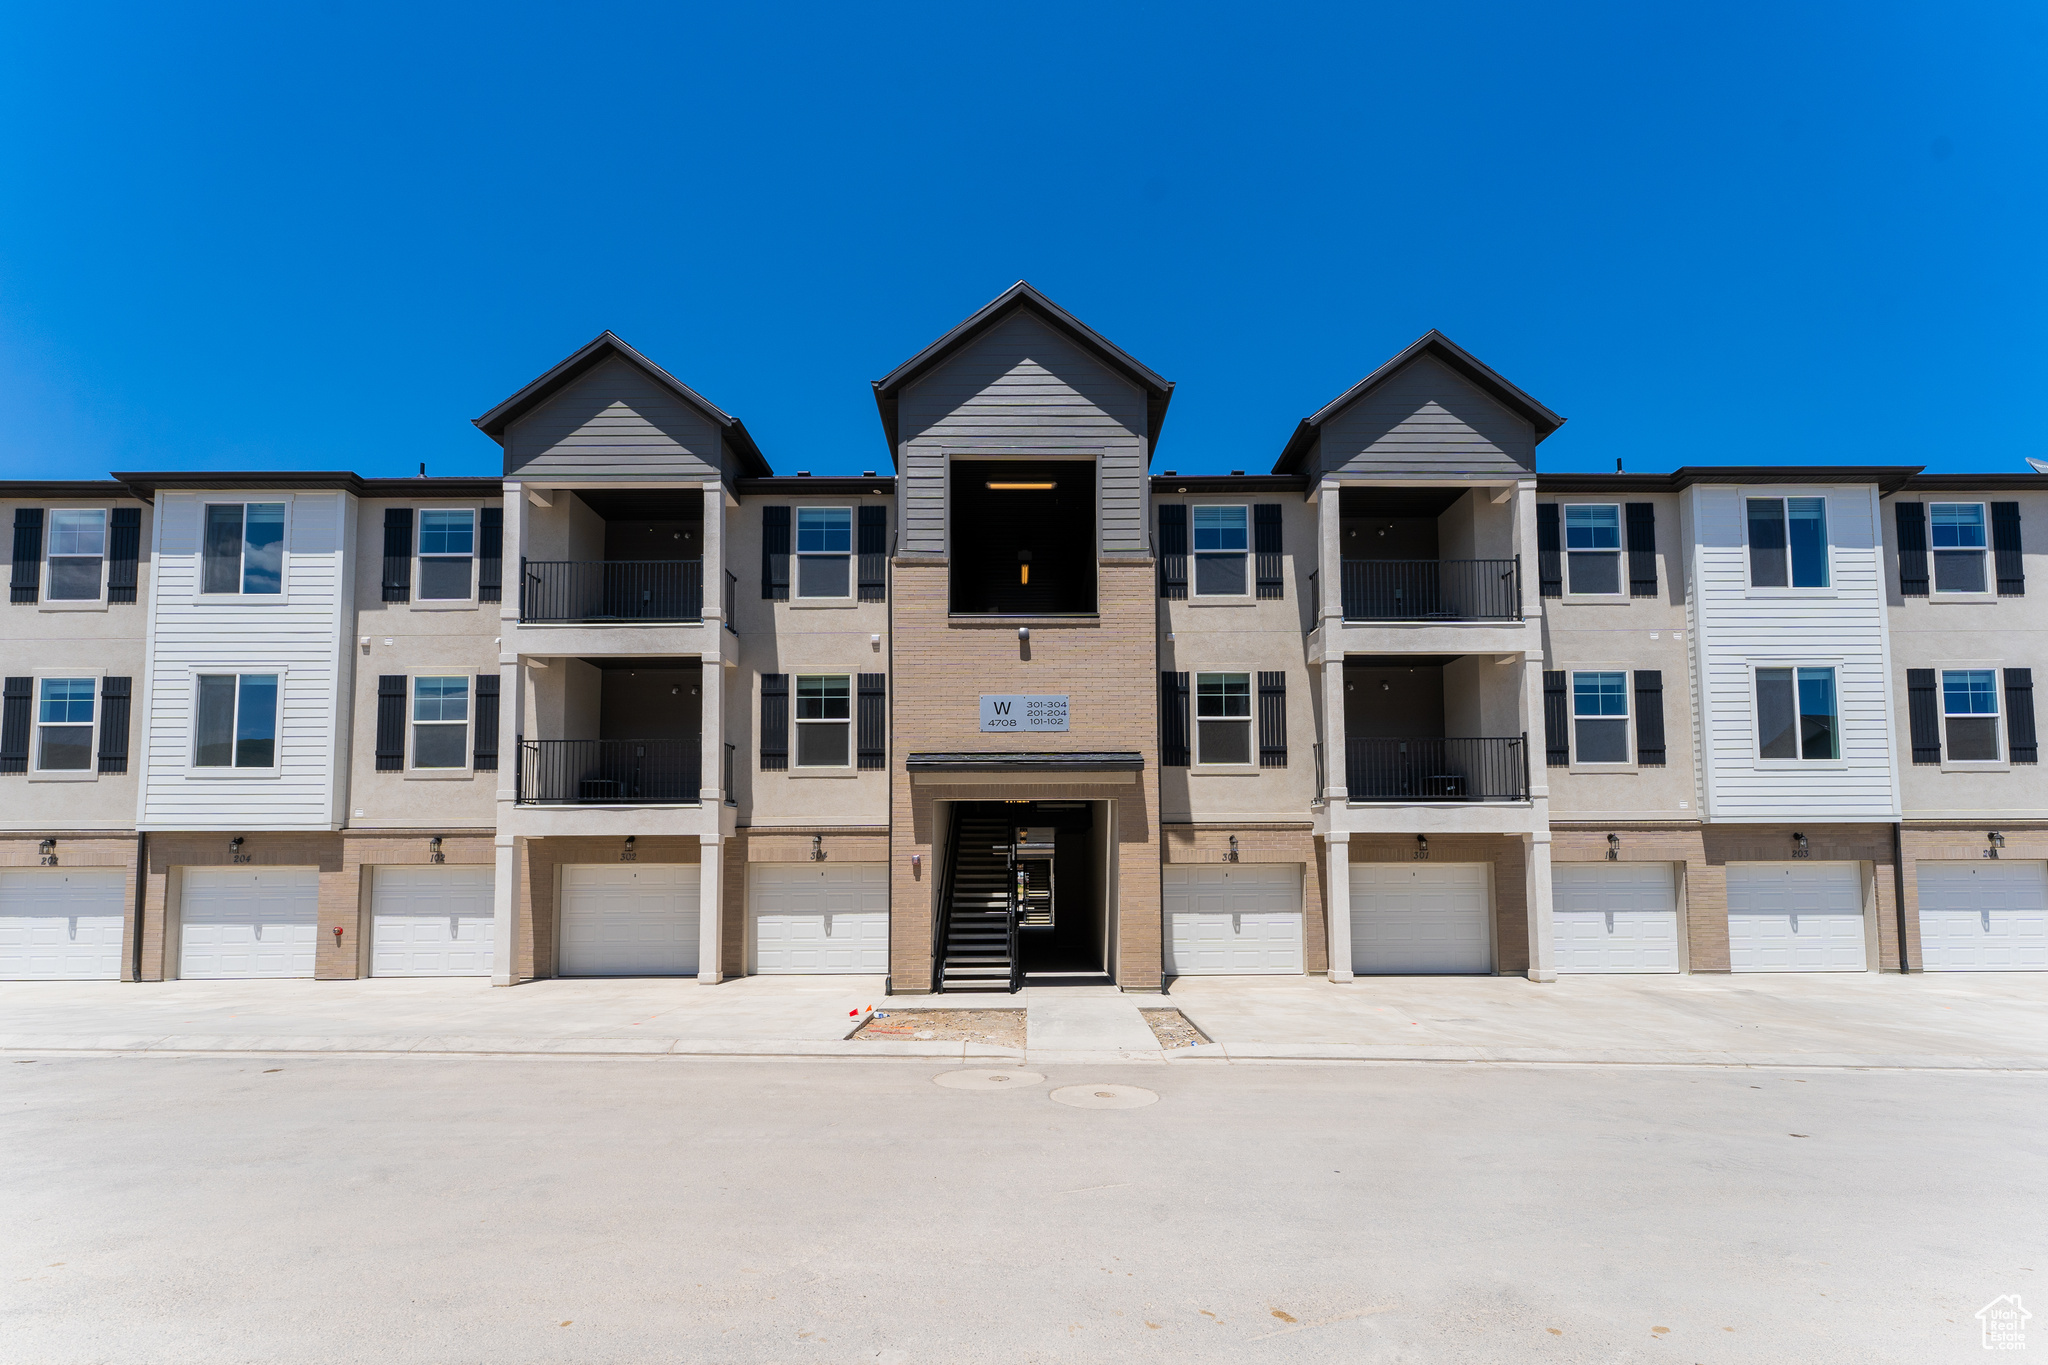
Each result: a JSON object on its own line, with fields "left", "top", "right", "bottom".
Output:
{"left": 1683, "top": 483, "right": 1901, "bottom": 821}
{"left": 137, "top": 491, "right": 357, "bottom": 830}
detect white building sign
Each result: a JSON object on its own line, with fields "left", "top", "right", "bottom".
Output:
{"left": 979, "top": 695, "right": 1070, "bottom": 732}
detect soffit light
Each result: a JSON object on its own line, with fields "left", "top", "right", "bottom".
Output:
{"left": 986, "top": 482, "right": 1056, "bottom": 491}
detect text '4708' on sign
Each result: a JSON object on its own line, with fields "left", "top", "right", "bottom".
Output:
{"left": 979, "top": 695, "right": 1070, "bottom": 732}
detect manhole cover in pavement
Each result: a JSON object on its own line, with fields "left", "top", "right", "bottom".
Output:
{"left": 1050, "top": 1084, "right": 1159, "bottom": 1109}
{"left": 934, "top": 1070, "right": 1045, "bottom": 1090}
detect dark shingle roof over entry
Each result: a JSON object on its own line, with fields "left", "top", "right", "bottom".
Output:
{"left": 1272, "top": 329, "right": 1564, "bottom": 475}
{"left": 472, "top": 330, "right": 769, "bottom": 477}
{"left": 872, "top": 281, "right": 1175, "bottom": 453}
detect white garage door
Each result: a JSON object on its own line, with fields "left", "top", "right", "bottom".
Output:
{"left": 1351, "top": 863, "right": 1492, "bottom": 974}
{"left": 559, "top": 864, "right": 698, "bottom": 976}
{"left": 1163, "top": 865, "right": 1304, "bottom": 975}
{"left": 1917, "top": 861, "right": 2048, "bottom": 972}
{"left": 180, "top": 866, "right": 319, "bottom": 980}
{"left": 1727, "top": 862, "right": 1866, "bottom": 973}
{"left": 1552, "top": 863, "right": 1681, "bottom": 974}
{"left": 0, "top": 867, "right": 127, "bottom": 981}
{"left": 371, "top": 865, "right": 495, "bottom": 977}
{"left": 750, "top": 863, "right": 889, "bottom": 974}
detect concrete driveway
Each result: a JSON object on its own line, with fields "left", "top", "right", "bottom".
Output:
{"left": 1, "top": 972, "right": 2045, "bottom": 1067}
{"left": 2, "top": 1054, "right": 2039, "bottom": 1363}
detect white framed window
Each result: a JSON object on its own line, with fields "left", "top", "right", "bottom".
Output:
{"left": 35, "top": 677, "right": 97, "bottom": 773}
{"left": 201, "top": 502, "right": 286, "bottom": 595}
{"left": 796, "top": 508, "right": 852, "bottom": 599}
{"left": 1755, "top": 665, "right": 1838, "bottom": 762}
{"left": 416, "top": 509, "right": 477, "bottom": 602}
{"left": 1192, "top": 506, "right": 1249, "bottom": 597}
{"left": 193, "top": 672, "right": 280, "bottom": 770}
{"left": 1941, "top": 668, "right": 2001, "bottom": 762}
{"left": 794, "top": 674, "right": 851, "bottom": 766}
{"left": 411, "top": 676, "right": 471, "bottom": 770}
{"left": 1930, "top": 503, "right": 1989, "bottom": 594}
{"left": 1195, "top": 671, "right": 1253, "bottom": 764}
{"left": 1563, "top": 504, "right": 1622, "bottom": 595}
{"left": 44, "top": 509, "right": 108, "bottom": 603}
{"left": 1570, "top": 671, "right": 1631, "bottom": 764}
{"left": 1746, "top": 496, "right": 1829, "bottom": 589}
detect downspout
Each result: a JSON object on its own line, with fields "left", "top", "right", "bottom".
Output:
{"left": 1891, "top": 821, "right": 1911, "bottom": 974}
{"left": 131, "top": 830, "right": 147, "bottom": 982}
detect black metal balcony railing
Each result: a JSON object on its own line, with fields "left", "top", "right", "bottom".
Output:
{"left": 1340, "top": 558, "right": 1521, "bottom": 622}
{"left": 724, "top": 570, "right": 738, "bottom": 634}
{"left": 516, "top": 739, "right": 702, "bottom": 804}
{"left": 1345, "top": 736, "right": 1529, "bottom": 802}
{"left": 520, "top": 558, "right": 704, "bottom": 623}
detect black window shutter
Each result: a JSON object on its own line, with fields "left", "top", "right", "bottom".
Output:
{"left": 107, "top": 507, "right": 141, "bottom": 604}
{"left": 1993, "top": 502, "right": 2024, "bottom": 596}
{"left": 96, "top": 676, "right": 132, "bottom": 773}
{"left": 1257, "top": 671, "right": 1287, "bottom": 767}
{"left": 1632, "top": 669, "right": 1665, "bottom": 766}
{"left": 1, "top": 677, "right": 32, "bottom": 773}
{"left": 857, "top": 505, "right": 887, "bottom": 602}
{"left": 2005, "top": 668, "right": 2037, "bottom": 764}
{"left": 1161, "top": 671, "right": 1190, "bottom": 766}
{"left": 857, "top": 673, "right": 886, "bottom": 769}
{"left": 11, "top": 508, "right": 43, "bottom": 604}
{"left": 375, "top": 675, "right": 407, "bottom": 772}
{"left": 1157, "top": 504, "right": 1187, "bottom": 600}
{"left": 760, "top": 673, "right": 789, "bottom": 770}
{"left": 1536, "top": 503, "right": 1561, "bottom": 598}
{"left": 382, "top": 509, "right": 413, "bottom": 603}
{"left": 1906, "top": 668, "right": 1941, "bottom": 764}
{"left": 1253, "top": 504, "right": 1284, "bottom": 600}
{"left": 478, "top": 507, "right": 503, "bottom": 603}
{"left": 473, "top": 674, "right": 500, "bottom": 772}
{"left": 762, "top": 507, "right": 790, "bottom": 600}
{"left": 1626, "top": 503, "right": 1657, "bottom": 598}
{"left": 1895, "top": 502, "right": 1928, "bottom": 596}
{"left": 1543, "top": 670, "right": 1569, "bottom": 766}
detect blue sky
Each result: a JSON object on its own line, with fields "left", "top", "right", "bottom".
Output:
{"left": 1, "top": 2, "right": 2042, "bottom": 481}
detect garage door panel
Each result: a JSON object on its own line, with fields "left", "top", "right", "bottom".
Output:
{"left": 1727, "top": 863, "right": 1866, "bottom": 973}
{"left": 0, "top": 868, "right": 128, "bottom": 981}
{"left": 1351, "top": 864, "right": 1491, "bottom": 974}
{"left": 1917, "top": 861, "right": 2048, "bottom": 972}
{"left": 179, "top": 867, "right": 319, "bottom": 980}
{"left": 1552, "top": 863, "right": 1681, "bottom": 974}
{"left": 371, "top": 865, "right": 495, "bottom": 977}
{"left": 559, "top": 864, "right": 699, "bottom": 977}
{"left": 1163, "top": 866, "right": 1304, "bottom": 976}
{"left": 751, "top": 864, "right": 888, "bottom": 974}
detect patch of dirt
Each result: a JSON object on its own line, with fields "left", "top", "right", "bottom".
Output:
{"left": 851, "top": 1009, "right": 1025, "bottom": 1048}
{"left": 1140, "top": 1008, "right": 1209, "bottom": 1049}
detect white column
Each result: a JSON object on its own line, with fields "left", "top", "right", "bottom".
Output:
{"left": 700, "top": 476, "right": 726, "bottom": 629}
{"left": 1524, "top": 830, "right": 1556, "bottom": 983}
{"left": 491, "top": 835, "right": 522, "bottom": 986}
{"left": 698, "top": 833, "right": 724, "bottom": 984}
{"left": 1325, "top": 831, "right": 1352, "bottom": 982}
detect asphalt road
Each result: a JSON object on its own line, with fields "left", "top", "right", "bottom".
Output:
{"left": 2, "top": 1055, "right": 2042, "bottom": 1363}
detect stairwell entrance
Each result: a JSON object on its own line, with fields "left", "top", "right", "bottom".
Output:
{"left": 932, "top": 800, "right": 1111, "bottom": 991}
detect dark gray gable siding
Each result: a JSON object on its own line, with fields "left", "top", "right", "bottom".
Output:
{"left": 504, "top": 356, "right": 724, "bottom": 482}
{"left": 895, "top": 311, "right": 1148, "bottom": 556}
{"left": 1317, "top": 353, "right": 1536, "bottom": 480}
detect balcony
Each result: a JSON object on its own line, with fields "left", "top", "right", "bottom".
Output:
{"left": 1341, "top": 559, "right": 1520, "bottom": 622}
{"left": 516, "top": 739, "right": 701, "bottom": 805}
{"left": 1345, "top": 736, "right": 1528, "bottom": 802}
{"left": 520, "top": 559, "right": 703, "bottom": 624}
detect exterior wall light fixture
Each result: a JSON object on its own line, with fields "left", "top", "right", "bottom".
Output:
{"left": 812, "top": 834, "right": 824, "bottom": 862}
{"left": 622, "top": 835, "right": 636, "bottom": 863}
{"left": 1988, "top": 831, "right": 2005, "bottom": 859}
{"left": 1228, "top": 835, "right": 1239, "bottom": 863}
{"left": 429, "top": 836, "right": 445, "bottom": 864}
{"left": 38, "top": 838, "right": 55, "bottom": 866}
{"left": 1415, "top": 834, "right": 1429, "bottom": 861}
{"left": 1607, "top": 833, "right": 1620, "bottom": 861}
{"left": 1791, "top": 831, "right": 1809, "bottom": 859}
{"left": 230, "top": 836, "right": 249, "bottom": 864}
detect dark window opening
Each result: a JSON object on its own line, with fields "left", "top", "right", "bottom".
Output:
{"left": 949, "top": 460, "right": 1096, "bottom": 615}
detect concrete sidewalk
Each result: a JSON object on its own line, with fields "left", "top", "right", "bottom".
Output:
{"left": 1, "top": 972, "right": 2045, "bottom": 1068}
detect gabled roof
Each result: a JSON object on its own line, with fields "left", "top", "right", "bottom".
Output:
{"left": 472, "top": 331, "right": 769, "bottom": 477}
{"left": 1273, "top": 330, "right": 1565, "bottom": 474}
{"left": 872, "top": 282, "right": 1175, "bottom": 455}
